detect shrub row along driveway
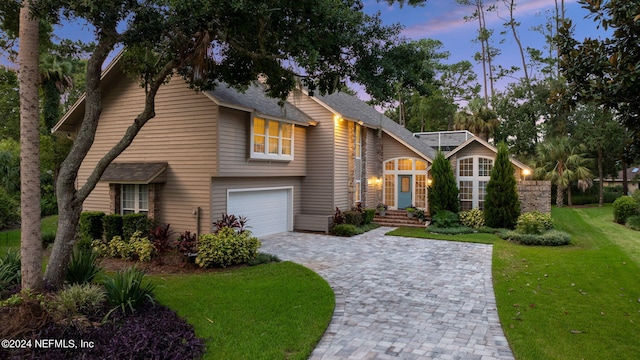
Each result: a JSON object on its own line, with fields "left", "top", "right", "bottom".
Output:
{"left": 261, "top": 227, "right": 514, "bottom": 360}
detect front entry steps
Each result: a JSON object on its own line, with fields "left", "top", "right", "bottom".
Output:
{"left": 373, "top": 209, "right": 427, "bottom": 228}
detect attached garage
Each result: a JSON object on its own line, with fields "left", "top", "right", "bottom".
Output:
{"left": 227, "top": 187, "right": 293, "bottom": 238}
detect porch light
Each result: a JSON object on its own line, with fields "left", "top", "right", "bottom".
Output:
{"left": 368, "top": 177, "right": 382, "bottom": 187}
{"left": 427, "top": 178, "right": 433, "bottom": 186}
{"left": 522, "top": 169, "right": 531, "bottom": 181}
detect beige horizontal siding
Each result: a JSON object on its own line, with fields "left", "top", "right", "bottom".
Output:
{"left": 381, "top": 133, "right": 424, "bottom": 161}
{"left": 334, "top": 119, "right": 350, "bottom": 210}
{"left": 216, "top": 107, "right": 306, "bottom": 176}
{"left": 288, "top": 93, "right": 336, "bottom": 214}
{"left": 453, "top": 141, "right": 496, "bottom": 159}
{"left": 79, "top": 75, "right": 217, "bottom": 236}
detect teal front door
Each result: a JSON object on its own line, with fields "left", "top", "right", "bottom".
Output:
{"left": 398, "top": 175, "right": 412, "bottom": 209}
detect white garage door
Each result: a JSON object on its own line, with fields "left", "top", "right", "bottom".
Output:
{"left": 227, "top": 188, "right": 292, "bottom": 238}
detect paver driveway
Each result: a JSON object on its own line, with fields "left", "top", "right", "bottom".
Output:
{"left": 260, "top": 226, "right": 514, "bottom": 360}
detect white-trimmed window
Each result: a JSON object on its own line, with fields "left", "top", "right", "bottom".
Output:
{"left": 354, "top": 124, "right": 362, "bottom": 203}
{"left": 251, "top": 117, "right": 294, "bottom": 160}
{"left": 457, "top": 156, "right": 493, "bottom": 210}
{"left": 121, "top": 184, "right": 149, "bottom": 215}
{"left": 382, "top": 158, "right": 429, "bottom": 209}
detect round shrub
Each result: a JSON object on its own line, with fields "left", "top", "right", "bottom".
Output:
{"left": 430, "top": 210, "right": 459, "bottom": 228}
{"left": 129, "top": 231, "right": 156, "bottom": 262}
{"left": 459, "top": 209, "right": 485, "bottom": 229}
{"left": 108, "top": 236, "right": 134, "bottom": 260}
{"left": 196, "top": 227, "right": 261, "bottom": 268}
{"left": 516, "top": 211, "right": 553, "bottom": 235}
{"left": 626, "top": 215, "right": 640, "bottom": 231}
{"left": 613, "top": 196, "right": 639, "bottom": 224}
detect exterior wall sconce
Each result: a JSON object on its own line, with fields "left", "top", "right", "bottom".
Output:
{"left": 368, "top": 177, "right": 383, "bottom": 186}
{"left": 522, "top": 168, "right": 531, "bottom": 181}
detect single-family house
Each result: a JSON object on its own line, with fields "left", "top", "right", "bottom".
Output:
{"left": 600, "top": 165, "right": 640, "bottom": 193}
{"left": 54, "top": 57, "right": 538, "bottom": 238}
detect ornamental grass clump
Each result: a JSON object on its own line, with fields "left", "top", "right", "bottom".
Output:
{"left": 65, "top": 249, "right": 104, "bottom": 285}
{"left": 0, "top": 250, "right": 20, "bottom": 292}
{"left": 102, "top": 267, "right": 155, "bottom": 314}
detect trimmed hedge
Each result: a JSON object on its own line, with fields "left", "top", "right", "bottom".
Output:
{"left": 426, "top": 226, "right": 475, "bottom": 235}
{"left": 500, "top": 229, "right": 571, "bottom": 246}
{"left": 331, "top": 224, "right": 363, "bottom": 237}
{"left": 103, "top": 214, "right": 123, "bottom": 241}
{"left": 343, "top": 210, "right": 363, "bottom": 226}
{"left": 79, "top": 212, "right": 105, "bottom": 242}
{"left": 123, "top": 213, "right": 153, "bottom": 240}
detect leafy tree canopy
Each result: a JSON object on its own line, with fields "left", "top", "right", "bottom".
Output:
{"left": 557, "top": 0, "right": 640, "bottom": 145}
{"left": 31, "top": 0, "right": 431, "bottom": 288}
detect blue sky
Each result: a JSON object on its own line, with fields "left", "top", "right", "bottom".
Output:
{"left": 361, "top": 0, "right": 605, "bottom": 93}
{"left": 5, "top": 0, "right": 606, "bottom": 98}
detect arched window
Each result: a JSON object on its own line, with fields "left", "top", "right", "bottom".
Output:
{"left": 382, "top": 158, "right": 428, "bottom": 209}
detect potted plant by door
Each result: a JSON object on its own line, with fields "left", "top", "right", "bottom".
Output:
{"left": 406, "top": 206, "right": 416, "bottom": 218}
{"left": 376, "top": 203, "right": 388, "bottom": 217}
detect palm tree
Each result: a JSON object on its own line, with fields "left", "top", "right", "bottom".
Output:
{"left": 453, "top": 98, "right": 499, "bottom": 141}
{"left": 534, "top": 137, "right": 592, "bottom": 207}
{"left": 39, "top": 53, "right": 74, "bottom": 131}
{"left": 18, "top": 0, "right": 43, "bottom": 291}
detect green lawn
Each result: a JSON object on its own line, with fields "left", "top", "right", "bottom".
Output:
{"left": 0, "top": 215, "right": 58, "bottom": 257}
{"left": 2, "top": 217, "right": 335, "bottom": 359}
{"left": 150, "top": 262, "right": 334, "bottom": 360}
{"left": 389, "top": 207, "right": 640, "bottom": 360}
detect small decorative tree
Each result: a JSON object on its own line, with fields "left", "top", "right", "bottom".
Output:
{"left": 427, "top": 151, "right": 459, "bottom": 215}
{"left": 484, "top": 142, "right": 520, "bottom": 229}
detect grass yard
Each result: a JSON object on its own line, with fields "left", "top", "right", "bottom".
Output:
{"left": 150, "top": 262, "right": 334, "bottom": 360}
{"left": 389, "top": 206, "right": 640, "bottom": 360}
{"left": 0, "top": 215, "right": 58, "bottom": 257}
{"left": 2, "top": 217, "right": 335, "bottom": 359}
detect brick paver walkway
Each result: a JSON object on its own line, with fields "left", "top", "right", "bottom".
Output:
{"left": 260, "top": 227, "right": 514, "bottom": 360}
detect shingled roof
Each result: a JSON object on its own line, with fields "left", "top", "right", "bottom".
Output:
{"left": 208, "top": 83, "right": 314, "bottom": 125}
{"left": 100, "top": 162, "right": 168, "bottom": 184}
{"left": 312, "top": 91, "right": 437, "bottom": 160}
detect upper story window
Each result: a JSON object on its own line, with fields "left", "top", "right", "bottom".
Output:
{"left": 251, "top": 117, "right": 294, "bottom": 161}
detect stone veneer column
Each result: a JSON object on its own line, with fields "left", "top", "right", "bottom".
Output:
{"left": 517, "top": 180, "right": 551, "bottom": 213}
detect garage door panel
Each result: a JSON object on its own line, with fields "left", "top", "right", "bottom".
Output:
{"left": 227, "top": 188, "right": 291, "bottom": 238}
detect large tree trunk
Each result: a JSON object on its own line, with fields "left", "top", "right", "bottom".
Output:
{"left": 43, "top": 43, "right": 176, "bottom": 288}
{"left": 18, "top": 0, "right": 43, "bottom": 291}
